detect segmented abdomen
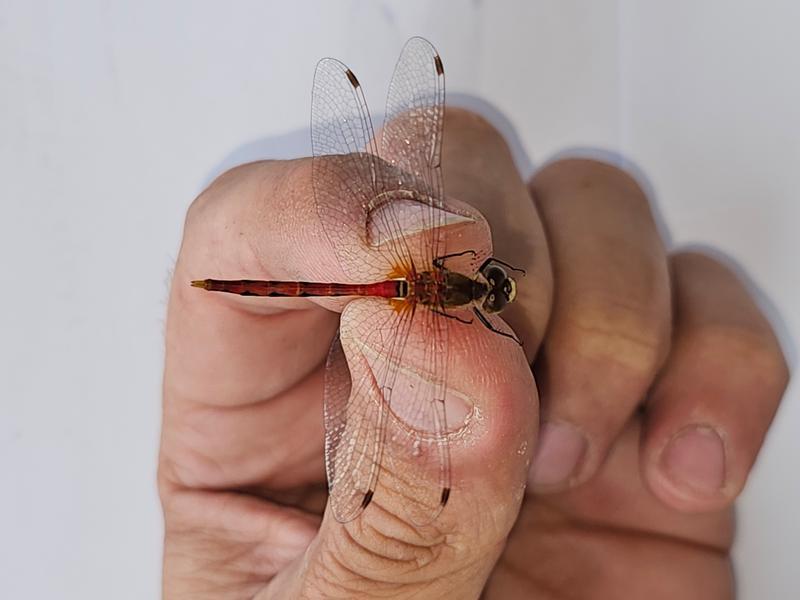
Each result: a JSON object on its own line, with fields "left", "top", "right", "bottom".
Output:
{"left": 192, "top": 279, "right": 405, "bottom": 298}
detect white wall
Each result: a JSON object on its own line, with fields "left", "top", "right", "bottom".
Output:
{"left": 0, "top": 1, "right": 796, "bottom": 598}
{"left": 618, "top": 4, "right": 799, "bottom": 598}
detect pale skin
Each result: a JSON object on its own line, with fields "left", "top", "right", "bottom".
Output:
{"left": 160, "top": 108, "right": 790, "bottom": 599}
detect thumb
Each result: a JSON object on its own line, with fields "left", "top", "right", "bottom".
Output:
{"left": 265, "top": 308, "right": 537, "bottom": 599}
{"left": 258, "top": 105, "right": 542, "bottom": 600}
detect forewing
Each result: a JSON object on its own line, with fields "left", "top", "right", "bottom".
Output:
{"left": 311, "top": 58, "right": 415, "bottom": 280}
{"left": 380, "top": 37, "right": 447, "bottom": 270}
{"left": 379, "top": 37, "right": 452, "bottom": 523}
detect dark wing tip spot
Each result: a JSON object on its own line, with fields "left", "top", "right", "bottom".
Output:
{"left": 345, "top": 69, "right": 360, "bottom": 88}
{"left": 361, "top": 489, "right": 374, "bottom": 509}
{"left": 434, "top": 55, "right": 444, "bottom": 75}
{"left": 440, "top": 487, "right": 450, "bottom": 506}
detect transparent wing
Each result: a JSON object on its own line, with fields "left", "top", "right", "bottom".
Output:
{"left": 382, "top": 299, "right": 452, "bottom": 525}
{"left": 314, "top": 41, "right": 453, "bottom": 523}
{"left": 324, "top": 299, "right": 415, "bottom": 522}
{"left": 380, "top": 37, "right": 451, "bottom": 523}
{"left": 380, "top": 37, "right": 447, "bottom": 272}
{"left": 311, "top": 58, "right": 415, "bottom": 281}
{"left": 322, "top": 333, "right": 380, "bottom": 522}
{"left": 325, "top": 297, "right": 451, "bottom": 524}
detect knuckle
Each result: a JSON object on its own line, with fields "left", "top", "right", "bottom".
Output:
{"left": 185, "top": 160, "right": 299, "bottom": 231}
{"left": 534, "top": 157, "right": 648, "bottom": 210}
{"left": 689, "top": 324, "right": 790, "bottom": 392}
{"left": 183, "top": 185, "right": 213, "bottom": 231}
{"left": 445, "top": 106, "right": 495, "bottom": 131}
{"left": 557, "top": 292, "right": 669, "bottom": 382}
{"left": 181, "top": 159, "right": 314, "bottom": 265}
{"left": 185, "top": 162, "right": 256, "bottom": 223}
{"left": 445, "top": 107, "right": 508, "bottom": 149}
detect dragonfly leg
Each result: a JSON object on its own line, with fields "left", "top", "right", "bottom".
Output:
{"left": 431, "top": 307, "right": 473, "bottom": 325}
{"left": 473, "top": 308, "right": 523, "bottom": 345}
{"left": 478, "top": 257, "right": 527, "bottom": 276}
{"left": 433, "top": 249, "right": 477, "bottom": 269}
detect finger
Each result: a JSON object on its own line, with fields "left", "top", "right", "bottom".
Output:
{"left": 161, "top": 159, "right": 340, "bottom": 496}
{"left": 441, "top": 108, "right": 553, "bottom": 356}
{"left": 642, "top": 251, "right": 790, "bottom": 511}
{"left": 487, "top": 418, "right": 734, "bottom": 599}
{"left": 165, "top": 159, "right": 341, "bottom": 410}
{"left": 163, "top": 490, "right": 320, "bottom": 598}
{"left": 263, "top": 108, "right": 542, "bottom": 600}
{"left": 528, "top": 159, "right": 672, "bottom": 491}
{"left": 267, "top": 324, "right": 536, "bottom": 599}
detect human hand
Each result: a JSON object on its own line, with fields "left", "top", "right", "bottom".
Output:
{"left": 159, "top": 108, "right": 789, "bottom": 599}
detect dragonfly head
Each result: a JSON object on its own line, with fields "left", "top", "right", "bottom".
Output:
{"left": 480, "top": 263, "right": 518, "bottom": 314}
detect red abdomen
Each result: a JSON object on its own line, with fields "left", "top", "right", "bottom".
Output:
{"left": 191, "top": 279, "right": 405, "bottom": 299}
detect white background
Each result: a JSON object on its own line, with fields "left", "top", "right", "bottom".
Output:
{"left": 1, "top": 1, "right": 797, "bottom": 598}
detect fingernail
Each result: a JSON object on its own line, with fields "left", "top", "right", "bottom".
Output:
{"left": 661, "top": 425, "right": 726, "bottom": 495}
{"left": 368, "top": 199, "right": 473, "bottom": 245}
{"left": 362, "top": 337, "right": 474, "bottom": 432}
{"left": 530, "top": 422, "right": 587, "bottom": 487}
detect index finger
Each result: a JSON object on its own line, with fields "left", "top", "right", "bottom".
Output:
{"left": 164, "top": 159, "right": 341, "bottom": 410}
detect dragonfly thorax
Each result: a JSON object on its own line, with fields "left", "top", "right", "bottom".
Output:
{"left": 408, "top": 269, "right": 480, "bottom": 309}
{"left": 411, "top": 263, "right": 517, "bottom": 315}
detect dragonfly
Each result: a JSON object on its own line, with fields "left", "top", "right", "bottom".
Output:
{"left": 191, "top": 37, "right": 522, "bottom": 524}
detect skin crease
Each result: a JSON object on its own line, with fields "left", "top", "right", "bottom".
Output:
{"left": 160, "top": 108, "right": 790, "bottom": 599}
